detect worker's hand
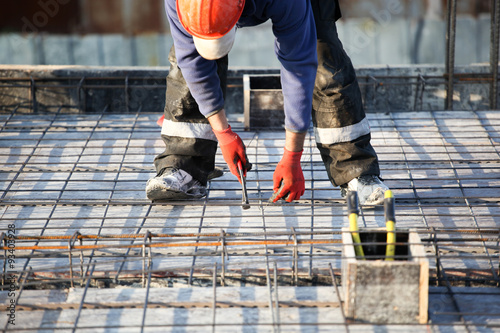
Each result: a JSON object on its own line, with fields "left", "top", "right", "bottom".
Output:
{"left": 213, "top": 125, "right": 250, "bottom": 183}
{"left": 272, "top": 148, "right": 304, "bottom": 203}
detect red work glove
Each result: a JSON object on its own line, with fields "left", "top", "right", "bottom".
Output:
{"left": 272, "top": 148, "right": 305, "bottom": 203}
{"left": 213, "top": 125, "right": 250, "bottom": 183}
{"left": 156, "top": 115, "right": 165, "bottom": 127}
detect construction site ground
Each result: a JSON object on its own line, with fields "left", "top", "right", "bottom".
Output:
{"left": 1, "top": 108, "right": 499, "bottom": 332}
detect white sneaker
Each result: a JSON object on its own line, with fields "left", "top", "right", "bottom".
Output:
{"left": 340, "top": 175, "right": 389, "bottom": 205}
{"left": 146, "top": 168, "right": 207, "bottom": 201}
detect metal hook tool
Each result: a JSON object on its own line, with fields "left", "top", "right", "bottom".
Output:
{"left": 237, "top": 160, "right": 250, "bottom": 210}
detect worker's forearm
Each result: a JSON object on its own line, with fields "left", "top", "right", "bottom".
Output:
{"left": 207, "top": 109, "right": 229, "bottom": 131}
{"left": 285, "top": 130, "right": 306, "bottom": 152}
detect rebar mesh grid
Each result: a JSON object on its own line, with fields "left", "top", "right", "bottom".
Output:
{"left": 1, "top": 106, "right": 500, "bottom": 332}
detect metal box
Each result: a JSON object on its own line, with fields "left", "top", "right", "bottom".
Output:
{"left": 243, "top": 74, "right": 284, "bottom": 130}
{"left": 341, "top": 228, "right": 429, "bottom": 324}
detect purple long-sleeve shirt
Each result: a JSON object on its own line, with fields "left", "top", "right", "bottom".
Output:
{"left": 165, "top": 0, "right": 318, "bottom": 133}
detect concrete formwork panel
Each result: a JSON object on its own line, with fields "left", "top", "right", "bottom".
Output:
{"left": 341, "top": 228, "right": 429, "bottom": 324}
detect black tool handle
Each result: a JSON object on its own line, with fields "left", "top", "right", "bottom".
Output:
{"left": 347, "top": 191, "right": 359, "bottom": 215}
{"left": 237, "top": 160, "right": 250, "bottom": 210}
{"left": 384, "top": 193, "right": 396, "bottom": 223}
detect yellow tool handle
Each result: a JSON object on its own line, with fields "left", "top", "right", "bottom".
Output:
{"left": 384, "top": 190, "right": 396, "bottom": 261}
{"left": 385, "top": 220, "right": 396, "bottom": 261}
{"left": 349, "top": 213, "right": 365, "bottom": 259}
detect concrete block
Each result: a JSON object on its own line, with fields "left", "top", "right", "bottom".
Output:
{"left": 0, "top": 34, "right": 37, "bottom": 65}
{"left": 377, "top": 18, "right": 412, "bottom": 65}
{"left": 41, "top": 35, "right": 73, "bottom": 65}
{"left": 341, "top": 228, "right": 429, "bottom": 324}
{"left": 414, "top": 19, "right": 446, "bottom": 64}
{"left": 455, "top": 15, "right": 478, "bottom": 65}
{"left": 157, "top": 34, "right": 174, "bottom": 66}
{"left": 477, "top": 13, "right": 492, "bottom": 63}
{"left": 343, "top": 18, "right": 379, "bottom": 65}
{"left": 73, "top": 34, "right": 103, "bottom": 66}
{"left": 336, "top": 19, "right": 345, "bottom": 42}
{"left": 134, "top": 33, "right": 160, "bottom": 66}
{"left": 0, "top": 64, "right": 493, "bottom": 114}
{"left": 101, "top": 34, "right": 133, "bottom": 66}
{"left": 341, "top": 0, "right": 425, "bottom": 20}
{"left": 230, "top": 23, "right": 279, "bottom": 68}
{"left": 0, "top": 35, "right": 10, "bottom": 64}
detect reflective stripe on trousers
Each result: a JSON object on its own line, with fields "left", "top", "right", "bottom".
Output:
{"left": 161, "top": 118, "right": 217, "bottom": 142}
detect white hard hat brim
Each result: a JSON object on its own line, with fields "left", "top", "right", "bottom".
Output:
{"left": 193, "top": 27, "right": 236, "bottom": 60}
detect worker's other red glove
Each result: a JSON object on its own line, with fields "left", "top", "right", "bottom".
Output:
{"left": 156, "top": 115, "right": 165, "bottom": 127}
{"left": 272, "top": 148, "right": 305, "bottom": 203}
{"left": 213, "top": 125, "right": 250, "bottom": 183}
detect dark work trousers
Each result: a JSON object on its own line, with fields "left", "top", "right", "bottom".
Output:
{"left": 153, "top": 48, "right": 227, "bottom": 186}
{"left": 154, "top": 0, "right": 380, "bottom": 188}
{"left": 310, "top": 0, "right": 380, "bottom": 186}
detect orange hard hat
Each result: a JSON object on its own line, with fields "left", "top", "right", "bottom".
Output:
{"left": 177, "top": 0, "right": 245, "bottom": 40}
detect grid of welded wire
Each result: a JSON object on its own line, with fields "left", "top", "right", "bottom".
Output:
{"left": 1, "top": 108, "right": 499, "bottom": 268}
{"left": 1, "top": 106, "right": 500, "bottom": 331}
{"left": 1, "top": 110, "right": 499, "bottom": 202}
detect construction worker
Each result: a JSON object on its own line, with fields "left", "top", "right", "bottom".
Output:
{"left": 146, "top": 0, "right": 389, "bottom": 205}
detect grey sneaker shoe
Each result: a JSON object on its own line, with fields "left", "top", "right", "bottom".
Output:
{"left": 340, "top": 175, "right": 389, "bottom": 205}
{"left": 146, "top": 168, "right": 207, "bottom": 201}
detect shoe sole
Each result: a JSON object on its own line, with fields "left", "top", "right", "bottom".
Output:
{"left": 207, "top": 167, "right": 224, "bottom": 180}
{"left": 146, "top": 187, "right": 206, "bottom": 201}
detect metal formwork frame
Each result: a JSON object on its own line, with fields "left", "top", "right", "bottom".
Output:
{"left": 445, "top": 0, "right": 500, "bottom": 110}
